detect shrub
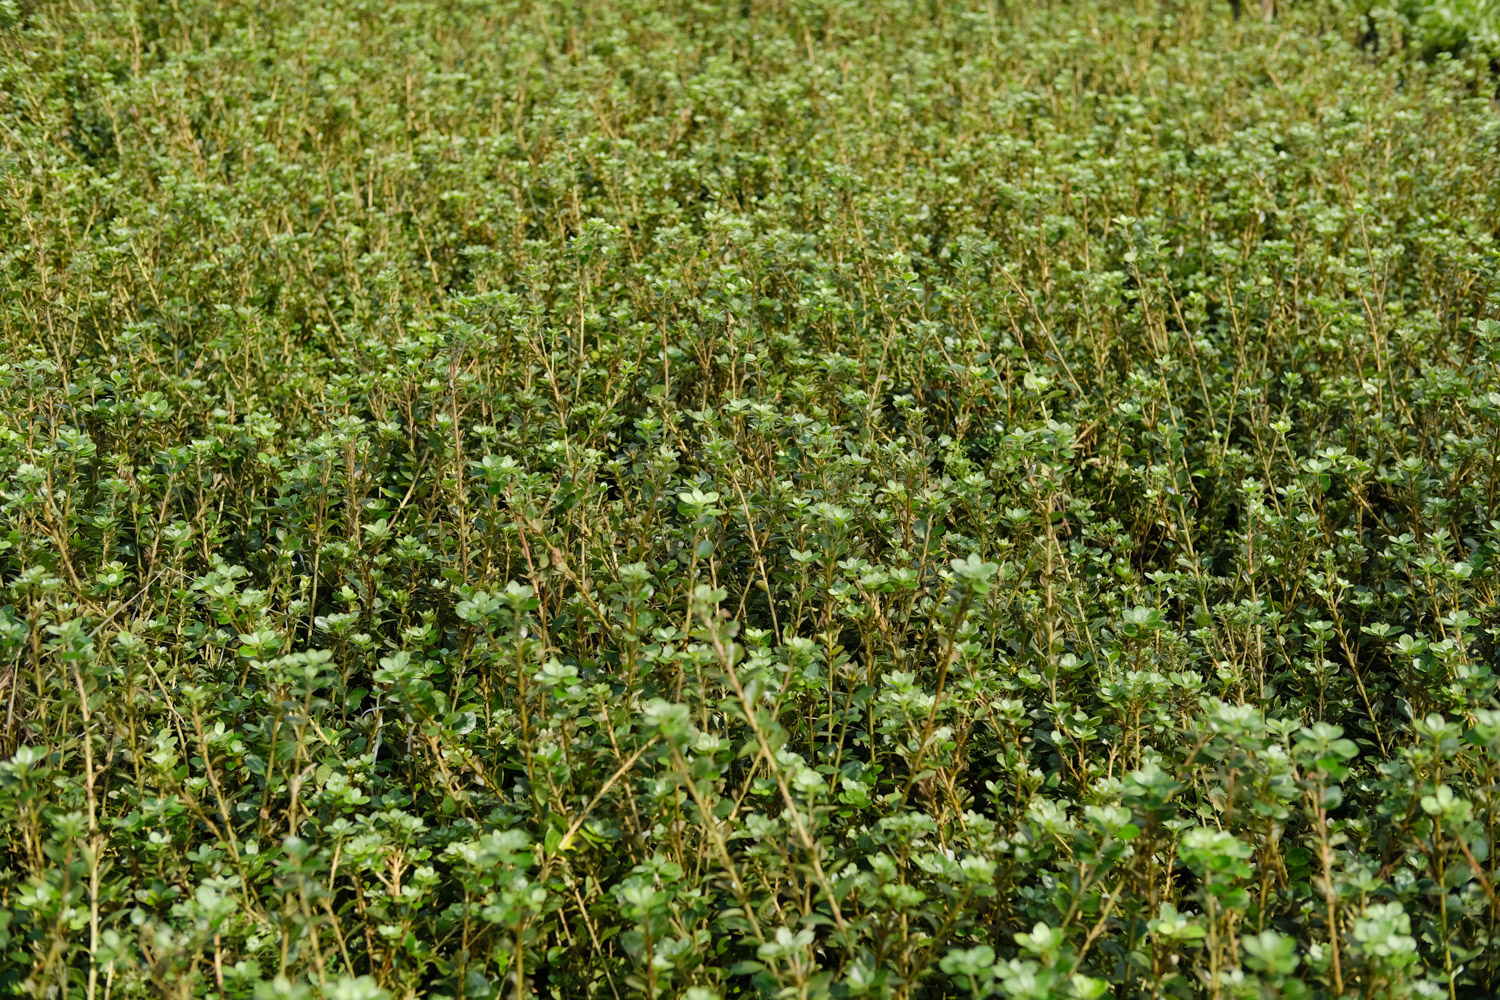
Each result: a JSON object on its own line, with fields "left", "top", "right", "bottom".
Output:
{"left": 1, "top": 0, "right": 1499, "bottom": 997}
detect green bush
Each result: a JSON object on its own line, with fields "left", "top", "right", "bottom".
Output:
{"left": 1, "top": 0, "right": 1499, "bottom": 997}
{"left": 1385, "top": 0, "right": 1500, "bottom": 61}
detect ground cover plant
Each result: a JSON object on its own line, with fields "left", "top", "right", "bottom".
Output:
{"left": 1372, "top": 0, "right": 1500, "bottom": 65}
{"left": 2, "top": 0, "right": 1500, "bottom": 996}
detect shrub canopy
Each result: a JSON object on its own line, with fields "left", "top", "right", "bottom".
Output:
{"left": 1, "top": 0, "right": 1500, "bottom": 997}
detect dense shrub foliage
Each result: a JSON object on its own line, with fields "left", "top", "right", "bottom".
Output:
{"left": 1376, "top": 0, "right": 1500, "bottom": 62}
{"left": 2, "top": 0, "right": 1500, "bottom": 997}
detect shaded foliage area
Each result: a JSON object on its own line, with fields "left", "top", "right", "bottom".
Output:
{"left": 1, "top": 0, "right": 1500, "bottom": 997}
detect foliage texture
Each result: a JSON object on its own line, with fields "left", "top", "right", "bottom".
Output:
{"left": 2, "top": 0, "right": 1500, "bottom": 998}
